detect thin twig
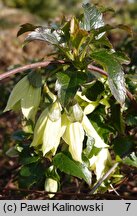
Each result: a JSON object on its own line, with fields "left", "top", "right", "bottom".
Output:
{"left": 0, "top": 186, "right": 135, "bottom": 200}
{"left": 0, "top": 60, "right": 137, "bottom": 108}
{"left": 110, "top": 184, "right": 121, "bottom": 197}
{"left": 88, "top": 64, "right": 137, "bottom": 109}
{"left": 87, "top": 64, "right": 108, "bottom": 76}
{"left": 0, "top": 60, "right": 65, "bottom": 80}
{"left": 89, "top": 162, "right": 119, "bottom": 195}
{"left": 126, "top": 89, "right": 137, "bottom": 109}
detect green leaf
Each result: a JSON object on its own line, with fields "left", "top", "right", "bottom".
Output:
{"left": 6, "top": 147, "right": 19, "bottom": 158}
{"left": 53, "top": 153, "right": 91, "bottom": 185}
{"left": 84, "top": 136, "right": 94, "bottom": 158}
{"left": 110, "top": 104, "right": 125, "bottom": 134}
{"left": 99, "top": 6, "right": 115, "bottom": 13}
{"left": 84, "top": 136, "right": 101, "bottom": 159}
{"left": 84, "top": 80, "right": 104, "bottom": 101}
{"left": 12, "top": 130, "right": 31, "bottom": 141}
{"left": 28, "top": 71, "right": 42, "bottom": 88}
{"left": 92, "top": 24, "right": 132, "bottom": 39}
{"left": 20, "top": 156, "right": 40, "bottom": 165}
{"left": 94, "top": 35, "right": 113, "bottom": 49}
{"left": 56, "top": 70, "right": 87, "bottom": 107}
{"left": 113, "top": 136, "right": 133, "bottom": 157}
{"left": 20, "top": 166, "right": 31, "bottom": 177}
{"left": 19, "top": 144, "right": 40, "bottom": 165}
{"left": 123, "top": 152, "right": 137, "bottom": 168}
{"left": 113, "top": 51, "right": 130, "bottom": 65}
{"left": 19, "top": 163, "right": 45, "bottom": 188}
{"left": 61, "top": 20, "right": 71, "bottom": 42}
{"left": 89, "top": 106, "right": 115, "bottom": 143}
{"left": 70, "top": 17, "right": 88, "bottom": 50}
{"left": 91, "top": 50, "right": 126, "bottom": 105}
{"left": 25, "top": 27, "right": 61, "bottom": 45}
{"left": 117, "top": 24, "right": 133, "bottom": 36}
{"left": 17, "top": 23, "right": 38, "bottom": 37}
{"left": 126, "top": 115, "right": 137, "bottom": 126}
{"left": 82, "top": 3, "right": 104, "bottom": 38}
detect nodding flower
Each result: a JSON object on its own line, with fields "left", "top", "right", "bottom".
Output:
{"left": 31, "top": 96, "right": 109, "bottom": 164}
{"left": 45, "top": 177, "right": 58, "bottom": 198}
{"left": 31, "top": 100, "right": 62, "bottom": 156}
{"left": 89, "top": 148, "right": 112, "bottom": 180}
{"left": 4, "top": 75, "right": 41, "bottom": 121}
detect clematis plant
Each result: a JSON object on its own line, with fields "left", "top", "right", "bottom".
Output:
{"left": 3, "top": 3, "right": 136, "bottom": 195}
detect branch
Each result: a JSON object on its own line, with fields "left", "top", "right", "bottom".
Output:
{"left": 88, "top": 64, "right": 137, "bottom": 109}
{"left": 0, "top": 60, "right": 137, "bottom": 108}
{"left": 0, "top": 61, "right": 108, "bottom": 80}
{"left": 87, "top": 64, "right": 108, "bottom": 76}
{"left": 0, "top": 186, "right": 135, "bottom": 200}
{"left": 0, "top": 60, "right": 65, "bottom": 80}
{"left": 89, "top": 162, "right": 119, "bottom": 194}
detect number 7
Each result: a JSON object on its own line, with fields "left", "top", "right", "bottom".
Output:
{"left": 125, "top": 203, "right": 131, "bottom": 211}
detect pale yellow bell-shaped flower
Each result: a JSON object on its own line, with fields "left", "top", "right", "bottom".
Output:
{"left": 31, "top": 100, "right": 62, "bottom": 156}
{"left": 62, "top": 113, "right": 84, "bottom": 163}
{"left": 76, "top": 91, "right": 99, "bottom": 115}
{"left": 4, "top": 75, "right": 41, "bottom": 121}
{"left": 89, "top": 148, "right": 112, "bottom": 180}
{"left": 67, "top": 103, "right": 83, "bottom": 123}
{"left": 21, "top": 84, "right": 41, "bottom": 121}
{"left": 4, "top": 76, "right": 29, "bottom": 112}
{"left": 45, "top": 178, "right": 58, "bottom": 198}
{"left": 82, "top": 115, "right": 108, "bottom": 148}
{"left": 42, "top": 117, "right": 61, "bottom": 156}
{"left": 42, "top": 101, "right": 62, "bottom": 156}
{"left": 31, "top": 108, "right": 48, "bottom": 147}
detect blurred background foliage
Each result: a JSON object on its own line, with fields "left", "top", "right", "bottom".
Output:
{"left": 1, "top": 0, "right": 82, "bottom": 19}
{"left": 1, "top": 0, "right": 137, "bottom": 25}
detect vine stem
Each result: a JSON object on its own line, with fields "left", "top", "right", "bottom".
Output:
{"left": 87, "top": 64, "right": 108, "bottom": 76}
{"left": 0, "top": 60, "right": 65, "bottom": 80}
{"left": 0, "top": 60, "right": 137, "bottom": 108}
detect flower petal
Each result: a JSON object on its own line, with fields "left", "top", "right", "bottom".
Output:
{"left": 4, "top": 76, "right": 29, "bottom": 112}
{"left": 76, "top": 91, "right": 99, "bottom": 115}
{"left": 31, "top": 109, "right": 48, "bottom": 147}
{"left": 45, "top": 178, "right": 58, "bottom": 198}
{"left": 67, "top": 103, "right": 83, "bottom": 122}
{"left": 21, "top": 85, "right": 41, "bottom": 121}
{"left": 48, "top": 101, "right": 62, "bottom": 122}
{"left": 62, "top": 121, "right": 84, "bottom": 162}
{"left": 42, "top": 117, "right": 61, "bottom": 156}
{"left": 95, "top": 148, "right": 111, "bottom": 180}
{"left": 82, "top": 115, "right": 108, "bottom": 148}
{"left": 84, "top": 102, "right": 99, "bottom": 115}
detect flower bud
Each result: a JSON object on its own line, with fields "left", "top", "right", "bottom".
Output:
{"left": 67, "top": 103, "right": 83, "bottom": 122}
{"left": 48, "top": 101, "right": 62, "bottom": 122}
{"left": 45, "top": 178, "right": 58, "bottom": 198}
